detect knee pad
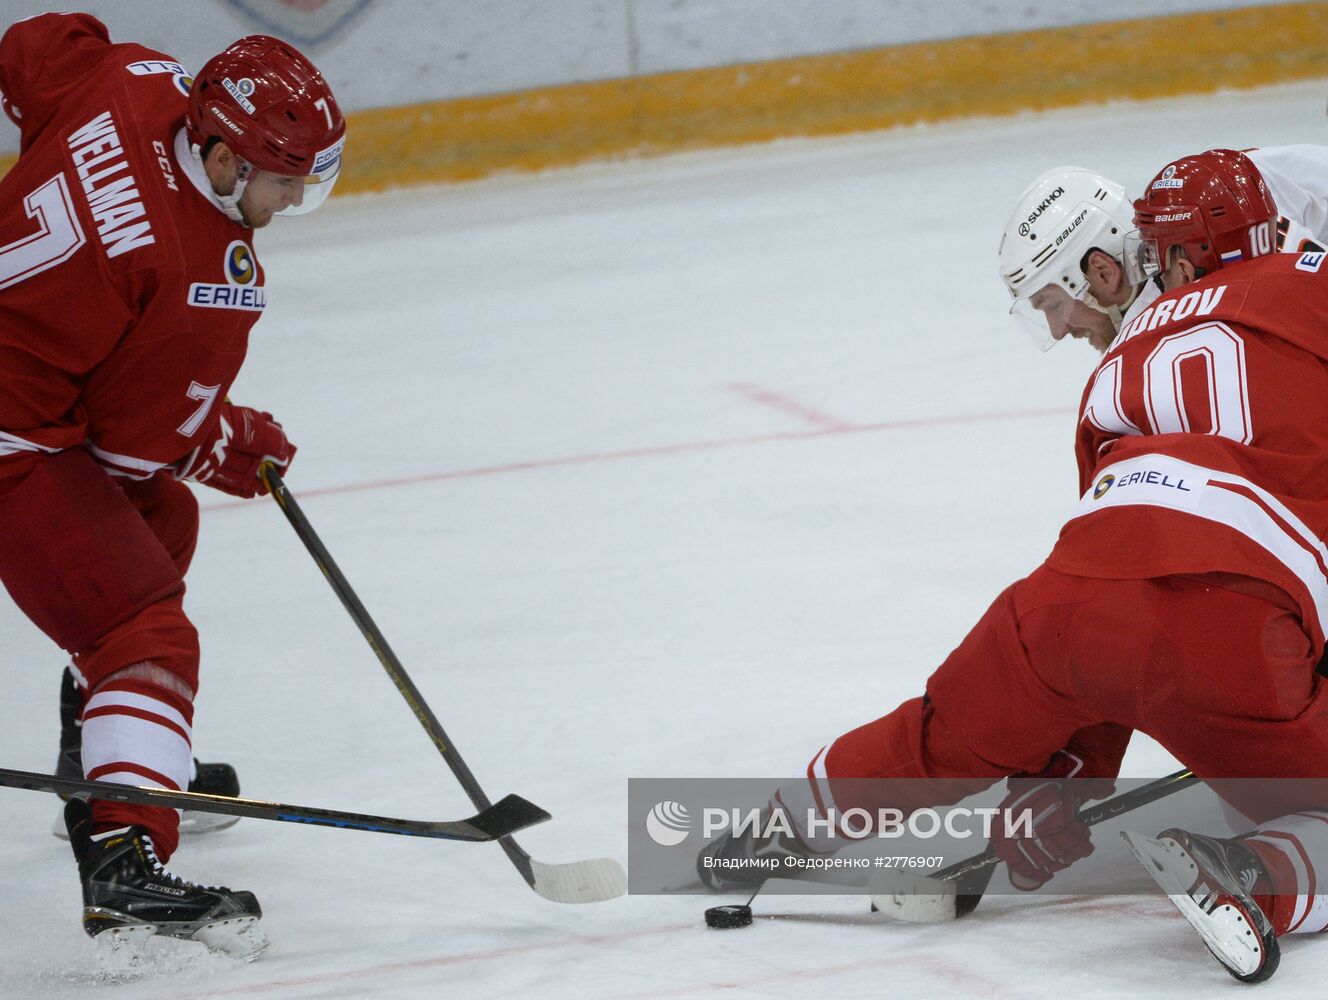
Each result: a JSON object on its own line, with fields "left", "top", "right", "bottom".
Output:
{"left": 75, "top": 594, "right": 200, "bottom": 695}
{"left": 119, "top": 472, "right": 200, "bottom": 575}
{"left": 0, "top": 449, "right": 185, "bottom": 654}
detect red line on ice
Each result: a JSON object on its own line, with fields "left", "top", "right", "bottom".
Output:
{"left": 727, "top": 381, "right": 852, "bottom": 429}
{"left": 201, "top": 405, "right": 1072, "bottom": 512}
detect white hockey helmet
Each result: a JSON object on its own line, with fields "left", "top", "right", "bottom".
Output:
{"left": 998, "top": 167, "right": 1134, "bottom": 350}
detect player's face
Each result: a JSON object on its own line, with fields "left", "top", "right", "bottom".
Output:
{"left": 238, "top": 171, "right": 306, "bottom": 229}
{"left": 1028, "top": 285, "right": 1117, "bottom": 353}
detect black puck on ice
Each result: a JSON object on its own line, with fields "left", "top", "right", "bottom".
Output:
{"left": 704, "top": 904, "right": 753, "bottom": 929}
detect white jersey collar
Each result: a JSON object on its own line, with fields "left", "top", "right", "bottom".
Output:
{"left": 174, "top": 127, "right": 227, "bottom": 216}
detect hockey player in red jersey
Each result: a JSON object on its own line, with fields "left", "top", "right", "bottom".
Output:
{"left": 702, "top": 150, "right": 1328, "bottom": 982}
{"left": 0, "top": 13, "right": 345, "bottom": 956}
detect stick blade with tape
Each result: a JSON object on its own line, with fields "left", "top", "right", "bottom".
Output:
{"left": 868, "top": 868, "right": 962, "bottom": 923}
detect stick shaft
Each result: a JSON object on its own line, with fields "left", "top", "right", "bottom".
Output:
{"left": 261, "top": 465, "right": 539, "bottom": 883}
{"left": 0, "top": 766, "right": 547, "bottom": 842}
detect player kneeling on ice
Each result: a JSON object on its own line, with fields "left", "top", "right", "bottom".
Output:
{"left": 701, "top": 149, "right": 1328, "bottom": 984}
{"left": 0, "top": 13, "right": 344, "bottom": 959}
{"left": 998, "top": 146, "right": 1328, "bottom": 356}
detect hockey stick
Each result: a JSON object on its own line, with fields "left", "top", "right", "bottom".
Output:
{"left": 0, "top": 766, "right": 547, "bottom": 842}
{"left": 261, "top": 465, "right": 626, "bottom": 903}
{"left": 870, "top": 768, "right": 1199, "bottom": 922}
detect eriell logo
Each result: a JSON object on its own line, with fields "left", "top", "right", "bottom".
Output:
{"left": 1094, "top": 469, "right": 1191, "bottom": 498}
{"left": 1152, "top": 165, "right": 1184, "bottom": 190}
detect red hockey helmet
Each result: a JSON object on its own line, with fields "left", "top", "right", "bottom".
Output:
{"left": 187, "top": 35, "right": 346, "bottom": 216}
{"left": 1123, "top": 149, "right": 1277, "bottom": 285}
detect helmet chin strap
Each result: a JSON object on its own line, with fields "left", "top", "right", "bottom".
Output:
{"left": 190, "top": 141, "right": 252, "bottom": 226}
{"left": 1084, "top": 291, "right": 1124, "bottom": 329}
{"left": 218, "top": 159, "right": 254, "bottom": 226}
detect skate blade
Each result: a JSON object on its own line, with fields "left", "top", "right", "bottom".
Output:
{"left": 53, "top": 809, "right": 240, "bottom": 840}
{"left": 191, "top": 915, "right": 269, "bottom": 962}
{"left": 1120, "top": 830, "right": 1268, "bottom": 979}
{"left": 91, "top": 923, "right": 159, "bottom": 978}
{"left": 91, "top": 918, "right": 265, "bottom": 978}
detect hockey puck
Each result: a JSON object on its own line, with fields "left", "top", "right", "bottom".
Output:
{"left": 704, "top": 904, "right": 753, "bottom": 929}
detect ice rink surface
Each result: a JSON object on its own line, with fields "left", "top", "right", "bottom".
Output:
{"left": 4, "top": 80, "right": 1328, "bottom": 997}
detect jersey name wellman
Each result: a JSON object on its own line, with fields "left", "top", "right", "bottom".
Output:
{"left": 66, "top": 110, "right": 156, "bottom": 258}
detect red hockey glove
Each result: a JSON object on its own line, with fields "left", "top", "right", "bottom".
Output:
{"left": 990, "top": 753, "right": 1115, "bottom": 891}
{"left": 174, "top": 402, "right": 295, "bottom": 499}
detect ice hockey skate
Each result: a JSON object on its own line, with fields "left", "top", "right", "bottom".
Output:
{"left": 1122, "top": 827, "right": 1279, "bottom": 983}
{"left": 53, "top": 670, "right": 241, "bottom": 838}
{"left": 65, "top": 799, "right": 267, "bottom": 963}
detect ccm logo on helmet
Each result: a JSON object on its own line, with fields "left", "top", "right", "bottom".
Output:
{"left": 1017, "top": 186, "right": 1065, "bottom": 237}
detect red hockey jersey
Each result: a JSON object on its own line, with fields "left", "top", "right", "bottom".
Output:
{"left": 1048, "top": 249, "right": 1328, "bottom": 648}
{"left": 0, "top": 13, "right": 266, "bottom": 480}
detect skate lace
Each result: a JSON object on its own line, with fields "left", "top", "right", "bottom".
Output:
{"left": 139, "top": 834, "right": 225, "bottom": 891}
{"left": 1236, "top": 864, "right": 1261, "bottom": 894}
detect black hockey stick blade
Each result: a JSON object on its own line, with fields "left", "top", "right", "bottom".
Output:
{"left": 0, "top": 767, "right": 548, "bottom": 843}
{"left": 869, "top": 768, "right": 1199, "bottom": 922}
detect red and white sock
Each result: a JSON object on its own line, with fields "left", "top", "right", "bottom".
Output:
{"left": 771, "top": 745, "right": 849, "bottom": 852}
{"left": 81, "top": 680, "right": 193, "bottom": 793}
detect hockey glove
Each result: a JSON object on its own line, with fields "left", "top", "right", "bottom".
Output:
{"left": 174, "top": 402, "right": 295, "bottom": 499}
{"left": 991, "top": 756, "right": 1114, "bottom": 891}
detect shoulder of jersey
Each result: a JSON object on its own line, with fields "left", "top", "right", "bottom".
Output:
{"left": 66, "top": 48, "right": 196, "bottom": 273}
{"left": 1286, "top": 248, "right": 1328, "bottom": 275}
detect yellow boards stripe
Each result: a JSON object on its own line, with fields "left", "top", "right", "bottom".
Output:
{"left": 1, "top": 3, "right": 1325, "bottom": 191}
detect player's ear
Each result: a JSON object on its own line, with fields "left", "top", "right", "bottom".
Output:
{"left": 200, "top": 138, "right": 241, "bottom": 195}
{"left": 1161, "top": 245, "right": 1199, "bottom": 288}
{"left": 1170, "top": 245, "right": 1198, "bottom": 282}
{"left": 1083, "top": 250, "right": 1119, "bottom": 288}
{"left": 204, "top": 139, "right": 234, "bottom": 170}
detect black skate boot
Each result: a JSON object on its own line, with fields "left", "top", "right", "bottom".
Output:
{"left": 54, "top": 667, "right": 241, "bottom": 838}
{"left": 697, "top": 810, "right": 817, "bottom": 892}
{"left": 1122, "top": 827, "right": 1279, "bottom": 984}
{"left": 65, "top": 798, "right": 267, "bottom": 961}
{"left": 54, "top": 665, "right": 83, "bottom": 786}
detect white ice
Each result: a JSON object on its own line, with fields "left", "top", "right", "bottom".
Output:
{"left": 3, "top": 80, "right": 1328, "bottom": 998}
